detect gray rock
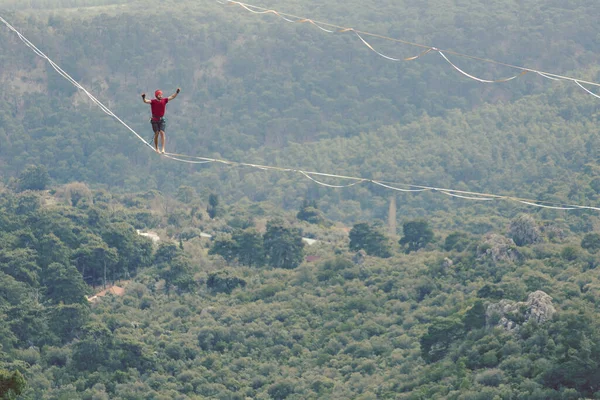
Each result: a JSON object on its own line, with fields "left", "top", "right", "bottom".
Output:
{"left": 477, "top": 233, "right": 520, "bottom": 263}
{"left": 486, "top": 290, "right": 555, "bottom": 332}
{"left": 353, "top": 249, "right": 366, "bottom": 265}
{"left": 442, "top": 257, "right": 453, "bottom": 268}
{"left": 509, "top": 214, "right": 541, "bottom": 246}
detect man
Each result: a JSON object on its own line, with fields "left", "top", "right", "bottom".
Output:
{"left": 142, "top": 88, "right": 180, "bottom": 153}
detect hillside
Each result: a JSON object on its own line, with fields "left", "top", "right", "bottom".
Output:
{"left": 1, "top": 179, "right": 600, "bottom": 399}
{"left": 0, "top": 0, "right": 599, "bottom": 223}
{"left": 2, "top": 1, "right": 600, "bottom": 399}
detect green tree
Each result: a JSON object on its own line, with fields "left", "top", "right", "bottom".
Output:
{"left": 72, "top": 236, "right": 118, "bottom": 286}
{"left": 48, "top": 303, "right": 90, "bottom": 343}
{"left": 0, "top": 248, "right": 40, "bottom": 287}
{"left": 463, "top": 300, "right": 486, "bottom": 331}
{"left": 0, "top": 272, "right": 29, "bottom": 307}
{"left": 37, "top": 233, "right": 71, "bottom": 269}
{"left": 71, "top": 322, "right": 113, "bottom": 372}
{"left": 399, "top": 219, "right": 434, "bottom": 253}
{"left": 154, "top": 243, "right": 195, "bottom": 294}
{"left": 581, "top": 233, "right": 600, "bottom": 254}
{"left": 154, "top": 242, "right": 181, "bottom": 266}
{"left": 208, "top": 236, "right": 238, "bottom": 263}
{"left": 207, "top": 193, "right": 222, "bottom": 219}
{"left": 268, "top": 380, "right": 296, "bottom": 400}
{"left": 541, "top": 307, "right": 600, "bottom": 396}
{"left": 15, "top": 191, "right": 41, "bottom": 215}
{"left": 232, "top": 228, "right": 264, "bottom": 267}
{"left": 206, "top": 271, "right": 247, "bottom": 294}
{"left": 263, "top": 220, "right": 304, "bottom": 269}
{"left": 0, "top": 369, "right": 26, "bottom": 400}
{"left": 17, "top": 164, "right": 49, "bottom": 192}
{"left": 297, "top": 200, "right": 326, "bottom": 225}
{"left": 7, "top": 302, "right": 51, "bottom": 347}
{"left": 444, "top": 231, "right": 471, "bottom": 252}
{"left": 160, "top": 256, "right": 196, "bottom": 295}
{"left": 477, "top": 284, "right": 504, "bottom": 300}
{"left": 176, "top": 185, "right": 196, "bottom": 204}
{"left": 420, "top": 317, "right": 464, "bottom": 363}
{"left": 349, "top": 222, "right": 392, "bottom": 258}
{"left": 43, "top": 263, "right": 88, "bottom": 305}
{"left": 115, "top": 336, "right": 155, "bottom": 372}
{"left": 102, "top": 222, "right": 151, "bottom": 280}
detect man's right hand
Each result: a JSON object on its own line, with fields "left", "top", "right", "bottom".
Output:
{"left": 141, "top": 93, "right": 146, "bottom": 98}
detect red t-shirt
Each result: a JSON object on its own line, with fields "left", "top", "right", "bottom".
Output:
{"left": 150, "top": 98, "right": 169, "bottom": 120}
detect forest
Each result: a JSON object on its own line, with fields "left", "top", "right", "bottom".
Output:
{"left": 1, "top": 0, "right": 600, "bottom": 398}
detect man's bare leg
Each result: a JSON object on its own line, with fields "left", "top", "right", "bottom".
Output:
{"left": 153, "top": 131, "right": 160, "bottom": 153}
{"left": 160, "top": 131, "right": 166, "bottom": 154}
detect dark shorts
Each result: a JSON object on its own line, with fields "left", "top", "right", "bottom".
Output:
{"left": 151, "top": 118, "right": 166, "bottom": 132}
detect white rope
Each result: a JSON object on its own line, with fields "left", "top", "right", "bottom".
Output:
{"left": 351, "top": 30, "right": 403, "bottom": 61}
{"left": 229, "top": 1, "right": 275, "bottom": 15}
{"left": 440, "top": 191, "right": 496, "bottom": 201}
{"left": 223, "top": 0, "right": 600, "bottom": 94}
{"left": 437, "top": 50, "right": 522, "bottom": 83}
{"left": 163, "top": 154, "right": 213, "bottom": 164}
{"left": 299, "top": 19, "right": 335, "bottom": 33}
{"left": 299, "top": 171, "right": 365, "bottom": 188}
{"left": 370, "top": 180, "right": 429, "bottom": 192}
{"left": 245, "top": 163, "right": 273, "bottom": 171}
{"left": 0, "top": 15, "right": 156, "bottom": 152}
{"left": 517, "top": 200, "right": 576, "bottom": 210}
{"left": 574, "top": 205, "right": 600, "bottom": 212}
{"left": 536, "top": 71, "right": 562, "bottom": 81}
{"left": 3, "top": 15, "right": 600, "bottom": 213}
{"left": 574, "top": 81, "right": 600, "bottom": 100}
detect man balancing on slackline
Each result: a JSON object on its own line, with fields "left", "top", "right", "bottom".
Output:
{"left": 142, "top": 88, "right": 180, "bottom": 154}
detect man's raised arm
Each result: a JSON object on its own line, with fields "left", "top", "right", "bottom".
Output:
{"left": 168, "top": 88, "right": 181, "bottom": 101}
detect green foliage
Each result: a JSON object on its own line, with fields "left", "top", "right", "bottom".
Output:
{"left": 349, "top": 222, "right": 392, "bottom": 258}
{"left": 43, "top": 263, "right": 88, "bottom": 304}
{"left": 464, "top": 300, "right": 487, "bottom": 331}
{"left": 263, "top": 219, "right": 304, "bottom": 269}
{"left": 444, "top": 231, "right": 472, "bottom": 252}
{"left": 15, "top": 191, "right": 41, "bottom": 215}
{"left": 207, "top": 193, "right": 223, "bottom": 219}
{"left": 0, "top": 369, "right": 26, "bottom": 400}
{"left": 48, "top": 303, "right": 90, "bottom": 343}
{"left": 206, "top": 271, "right": 247, "bottom": 294}
{"left": 232, "top": 228, "right": 265, "bottom": 267}
{"left": 154, "top": 243, "right": 195, "bottom": 294}
{"left": 316, "top": 257, "right": 357, "bottom": 282}
{"left": 477, "top": 284, "right": 505, "bottom": 300}
{"left": 420, "top": 317, "right": 464, "bottom": 363}
{"left": 71, "top": 235, "right": 118, "bottom": 286}
{"left": 2, "top": 2, "right": 600, "bottom": 398}
{"left": 297, "top": 200, "right": 327, "bottom": 225}
{"left": 399, "top": 219, "right": 434, "bottom": 253}
{"left": 208, "top": 235, "right": 238, "bottom": 263}
{"left": 175, "top": 185, "right": 196, "bottom": 204}
{"left": 581, "top": 233, "right": 600, "bottom": 253}
{"left": 17, "top": 165, "right": 49, "bottom": 192}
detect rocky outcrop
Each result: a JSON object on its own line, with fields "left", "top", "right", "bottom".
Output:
{"left": 353, "top": 250, "right": 366, "bottom": 265}
{"left": 508, "top": 214, "right": 542, "bottom": 246}
{"left": 486, "top": 291, "right": 555, "bottom": 332}
{"left": 477, "top": 233, "right": 520, "bottom": 263}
